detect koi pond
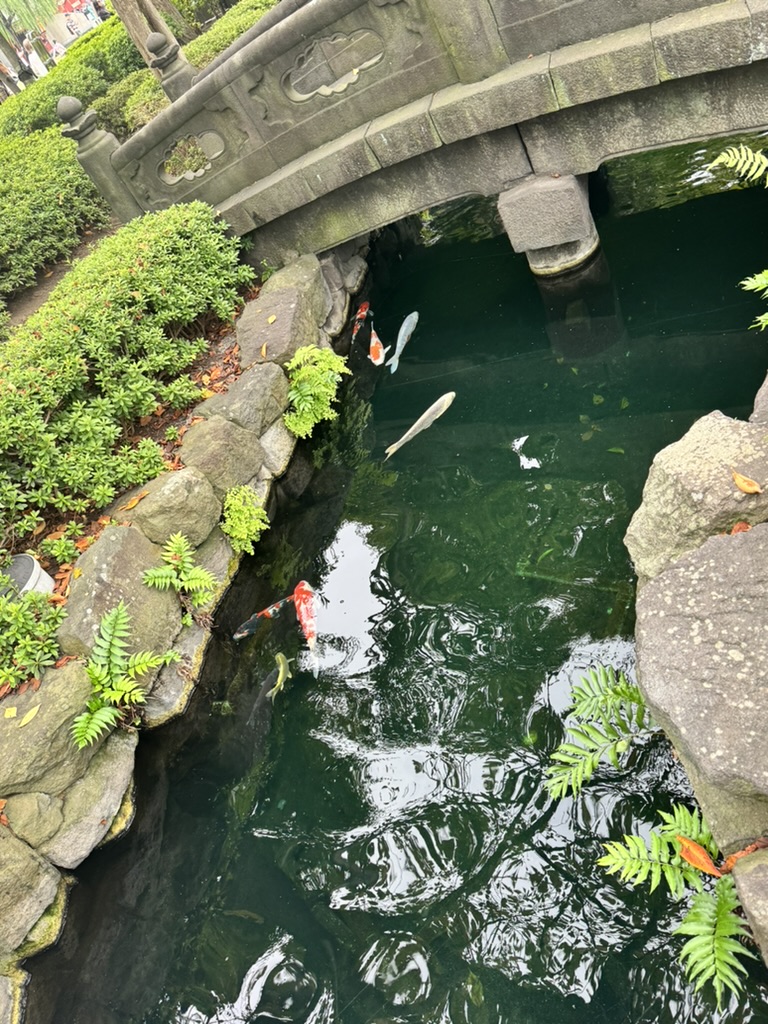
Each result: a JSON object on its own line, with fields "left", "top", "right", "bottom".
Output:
{"left": 25, "top": 151, "right": 768, "bottom": 1023}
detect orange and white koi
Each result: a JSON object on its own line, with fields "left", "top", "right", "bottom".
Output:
{"left": 293, "top": 579, "right": 316, "bottom": 653}
{"left": 351, "top": 301, "right": 372, "bottom": 341}
{"left": 368, "top": 324, "right": 390, "bottom": 366}
{"left": 233, "top": 594, "right": 295, "bottom": 640}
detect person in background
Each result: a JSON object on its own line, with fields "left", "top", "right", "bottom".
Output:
{"left": 64, "top": 15, "right": 78, "bottom": 36}
{"left": 93, "top": 0, "right": 112, "bottom": 19}
{"left": 51, "top": 39, "right": 67, "bottom": 62}
{"left": 22, "top": 39, "right": 48, "bottom": 78}
{"left": 82, "top": 4, "right": 99, "bottom": 25}
{"left": 0, "top": 60, "right": 23, "bottom": 94}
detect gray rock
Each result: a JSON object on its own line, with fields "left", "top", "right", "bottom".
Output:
{"left": 0, "top": 828, "right": 59, "bottom": 957}
{"left": 749, "top": 369, "right": 768, "bottom": 423}
{"left": 38, "top": 730, "right": 138, "bottom": 869}
{"left": 57, "top": 526, "right": 181, "bottom": 661}
{"left": 625, "top": 410, "right": 768, "bottom": 585}
{"left": 4, "top": 793, "right": 63, "bottom": 848}
{"left": 635, "top": 524, "right": 768, "bottom": 851}
{"left": 236, "top": 255, "right": 333, "bottom": 367}
{"left": 733, "top": 849, "right": 768, "bottom": 967}
{"left": 0, "top": 661, "right": 96, "bottom": 797}
{"left": 197, "top": 362, "right": 289, "bottom": 435}
{"left": 113, "top": 468, "right": 221, "bottom": 548}
{"left": 318, "top": 253, "right": 350, "bottom": 339}
{"left": 260, "top": 419, "right": 298, "bottom": 478}
{"left": 181, "top": 416, "right": 266, "bottom": 499}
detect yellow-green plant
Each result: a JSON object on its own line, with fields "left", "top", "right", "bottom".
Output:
{"left": 221, "top": 486, "right": 270, "bottom": 555}
{"left": 142, "top": 533, "right": 217, "bottom": 618}
{"left": 283, "top": 345, "right": 350, "bottom": 439}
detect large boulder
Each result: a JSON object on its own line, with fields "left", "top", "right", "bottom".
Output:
{"left": 180, "top": 416, "right": 266, "bottom": 499}
{"left": 635, "top": 523, "right": 768, "bottom": 852}
{"left": 111, "top": 468, "right": 221, "bottom": 548}
{"left": 57, "top": 526, "right": 181, "bottom": 661}
{"left": 0, "top": 661, "right": 96, "bottom": 797}
{"left": 625, "top": 410, "right": 768, "bottom": 585}
{"left": 0, "top": 829, "right": 59, "bottom": 959}
{"left": 196, "top": 362, "right": 289, "bottom": 435}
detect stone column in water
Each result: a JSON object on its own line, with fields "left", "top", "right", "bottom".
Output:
{"left": 58, "top": 96, "right": 144, "bottom": 224}
{"left": 497, "top": 174, "right": 599, "bottom": 276}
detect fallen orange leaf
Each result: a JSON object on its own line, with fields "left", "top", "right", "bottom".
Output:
{"left": 676, "top": 835, "right": 722, "bottom": 877}
{"left": 48, "top": 594, "right": 68, "bottom": 605}
{"left": 117, "top": 490, "right": 149, "bottom": 512}
{"left": 74, "top": 537, "right": 93, "bottom": 552}
{"left": 30, "top": 678, "right": 40, "bottom": 692}
{"left": 730, "top": 521, "right": 752, "bottom": 535}
{"left": 0, "top": 814, "right": 8, "bottom": 827}
{"left": 54, "top": 655, "right": 78, "bottom": 669}
{"left": 722, "top": 836, "right": 768, "bottom": 873}
{"left": 731, "top": 469, "right": 763, "bottom": 494}
{"left": 0, "top": 799, "right": 6, "bottom": 812}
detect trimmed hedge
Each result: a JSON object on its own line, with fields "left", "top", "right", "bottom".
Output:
{"left": 0, "top": 202, "right": 253, "bottom": 550}
{"left": 0, "top": 128, "right": 109, "bottom": 298}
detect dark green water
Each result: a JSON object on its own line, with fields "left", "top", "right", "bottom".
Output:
{"left": 26, "top": 183, "right": 768, "bottom": 1024}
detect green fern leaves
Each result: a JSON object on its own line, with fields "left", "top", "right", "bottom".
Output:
{"left": 598, "top": 819, "right": 705, "bottom": 899}
{"left": 675, "top": 876, "right": 756, "bottom": 1009}
{"left": 142, "top": 532, "right": 217, "bottom": 610}
{"left": 283, "top": 345, "right": 350, "bottom": 439}
{"left": 708, "top": 144, "right": 768, "bottom": 185}
{"left": 71, "top": 601, "right": 179, "bottom": 749}
{"left": 544, "top": 665, "right": 652, "bottom": 799}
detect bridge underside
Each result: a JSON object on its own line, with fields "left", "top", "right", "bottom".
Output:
{"left": 238, "top": 60, "right": 768, "bottom": 269}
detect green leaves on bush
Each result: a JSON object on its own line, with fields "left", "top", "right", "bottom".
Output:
{"left": 0, "top": 128, "right": 109, "bottom": 298}
{"left": 221, "top": 485, "right": 270, "bottom": 555}
{"left": 544, "top": 664, "right": 652, "bottom": 799}
{"left": 184, "top": 0, "right": 278, "bottom": 68}
{"left": 142, "top": 532, "right": 217, "bottom": 610}
{"left": 71, "top": 601, "right": 179, "bottom": 748}
{"left": 0, "top": 202, "right": 253, "bottom": 549}
{"left": 284, "top": 345, "right": 351, "bottom": 439}
{"left": 0, "top": 588, "right": 66, "bottom": 689}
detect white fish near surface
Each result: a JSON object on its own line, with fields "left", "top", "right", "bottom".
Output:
{"left": 384, "top": 391, "right": 456, "bottom": 461}
{"left": 386, "top": 311, "right": 419, "bottom": 374}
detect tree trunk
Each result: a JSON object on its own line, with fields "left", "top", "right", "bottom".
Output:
{"left": 111, "top": 0, "right": 196, "bottom": 65}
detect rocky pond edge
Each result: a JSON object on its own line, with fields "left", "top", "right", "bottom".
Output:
{"left": 0, "top": 240, "right": 368, "bottom": 1024}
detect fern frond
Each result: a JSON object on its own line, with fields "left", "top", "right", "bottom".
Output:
{"left": 674, "top": 875, "right": 756, "bottom": 1009}
{"left": 142, "top": 566, "right": 180, "bottom": 592}
{"left": 597, "top": 831, "right": 693, "bottom": 898}
{"left": 657, "top": 805, "right": 719, "bottom": 859}
{"left": 570, "top": 665, "right": 642, "bottom": 718}
{"left": 545, "top": 713, "right": 631, "bottom": 798}
{"left": 90, "top": 602, "right": 131, "bottom": 676}
{"left": 708, "top": 144, "right": 768, "bottom": 185}
{"left": 102, "top": 676, "right": 147, "bottom": 706}
{"left": 71, "top": 704, "right": 121, "bottom": 748}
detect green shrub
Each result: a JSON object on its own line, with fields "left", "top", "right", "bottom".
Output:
{"left": 221, "top": 485, "right": 270, "bottom": 554}
{"left": 0, "top": 588, "right": 66, "bottom": 689}
{"left": 71, "top": 602, "right": 179, "bottom": 748}
{"left": 283, "top": 345, "right": 351, "bottom": 439}
{"left": 0, "top": 128, "right": 109, "bottom": 298}
{"left": 0, "top": 202, "right": 253, "bottom": 550}
{"left": 60, "top": 17, "right": 144, "bottom": 82}
{"left": 0, "top": 63, "right": 108, "bottom": 137}
{"left": 91, "top": 68, "right": 154, "bottom": 139}
{"left": 184, "top": 0, "right": 277, "bottom": 68}
{"left": 124, "top": 72, "right": 168, "bottom": 132}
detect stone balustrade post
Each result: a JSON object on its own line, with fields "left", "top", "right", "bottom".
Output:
{"left": 58, "top": 96, "right": 144, "bottom": 224}
{"left": 497, "top": 174, "right": 600, "bottom": 277}
{"left": 147, "top": 31, "right": 195, "bottom": 102}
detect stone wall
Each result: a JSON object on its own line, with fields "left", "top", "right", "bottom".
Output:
{"left": 0, "top": 244, "right": 368, "bottom": 1024}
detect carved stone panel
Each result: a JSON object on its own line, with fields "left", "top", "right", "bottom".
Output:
{"left": 281, "top": 30, "right": 384, "bottom": 102}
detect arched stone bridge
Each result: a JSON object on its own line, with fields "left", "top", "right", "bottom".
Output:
{"left": 61, "top": 0, "right": 768, "bottom": 274}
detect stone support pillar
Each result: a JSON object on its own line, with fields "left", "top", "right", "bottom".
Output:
{"left": 58, "top": 96, "right": 144, "bottom": 224}
{"left": 497, "top": 173, "right": 599, "bottom": 277}
{"left": 147, "top": 31, "right": 195, "bottom": 101}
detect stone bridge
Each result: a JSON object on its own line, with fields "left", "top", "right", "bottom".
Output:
{"left": 60, "top": 0, "right": 768, "bottom": 274}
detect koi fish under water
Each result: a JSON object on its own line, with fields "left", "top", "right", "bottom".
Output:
{"left": 368, "top": 324, "right": 390, "bottom": 366}
{"left": 232, "top": 593, "right": 295, "bottom": 640}
{"left": 351, "top": 301, "right": 372, "bottom": 341}
{"left": 267, "top": 652, "right": 293, "bottom": 701}
{"left": 384, "top": 391, "right": 456, "bottom": 460}
{"left": 386, "top": 311, "right": 418, "bottom": 374}
{"left": 293, "top": 580, "right": 316, "bottom": 653}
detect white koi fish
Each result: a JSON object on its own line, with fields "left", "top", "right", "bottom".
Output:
{"left": 384, "top": 391, "right": 456, "bottom": 460}
{"left": 386, "top": 311, "right": 419, "bottom": 374}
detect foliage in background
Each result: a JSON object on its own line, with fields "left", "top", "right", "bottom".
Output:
{"left": 0, "top": 0, "right": 58, "bottom": 44}
{"left": 61, "top": 16, "right": 145, "bottom": 82}
{"left": 0, "top": 62, "right": 107, "bottom": 137}
{"left": 283, "top": 345, "right": 351, "bottom": 439}
{"left": 221, "top": 485, "right": 270, "bottom": 555}
{"left": 544, "top": 664, "right": 653, "bottom": 799}
{"left": 142, "top": 532, "right": 217, "bottom": 612}
{"left": 0, "top": 202, "right": 252, "bottom": 553}
{"left": 183, "top": 0, "right": 275, "bottom": 67}
{"left": 71, "top": 601, "right": 179, "bottom": 748}
{"left": 0, "top": 128, "right": 109, "bottom": 298}
{"left": 710, "top": 144, "right": 768, "bottom": 332}
{"left": 0, "top": 587, "right": 66, "bottom": 689}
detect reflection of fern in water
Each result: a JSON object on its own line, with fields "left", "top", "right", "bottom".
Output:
{"left": 546, "top": 665, "right": 758, "bottom": 1008}
{"left": 311, "top": 384, "right": 373, "bottom": 470}
{"left": 544, "top": 664, "right": 653, "bottom": 799}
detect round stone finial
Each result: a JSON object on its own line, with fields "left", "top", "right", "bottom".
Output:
{"left": 146, "top": 31, "right": 167, "bottom": 55}
{"left": 57, "top": 95, "right": 82, "bottom": 124}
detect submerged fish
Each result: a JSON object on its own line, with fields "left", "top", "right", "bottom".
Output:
{"left": 293, "top": 580, "right": 316, "bottom": 653}
{"left": 351, "top": 301, "right": 372, "bottom": 341}
{"left": 232, "top": 593, "right": 295, "bottom": 640}
{"left": 267, "top": 652, "right": 293, "bottom": 701}
{"left": 386, "top": 311, "right": 418, "bottom": 374}
{"left": 384, "top": 391, "right": 456, "bottom": 461}
{"left": 368, "top": 324, "right": 390, "bottom": 366}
